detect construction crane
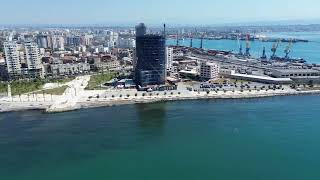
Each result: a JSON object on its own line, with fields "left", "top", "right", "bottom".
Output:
{"left": 284, "top": 39, "right": 293, "bottom": 59}
{"left": 271, "top": 39, "right": 281, "bottom": 59}
{"left": 245, "top": 34, "right": 251, "bottom": 57}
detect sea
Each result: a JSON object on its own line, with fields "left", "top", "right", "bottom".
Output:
{"left": 167, "top": 31, "right": 320, "bottom": 64}
{"left": 1, "top": 32, "right": 320, "bottom": 180}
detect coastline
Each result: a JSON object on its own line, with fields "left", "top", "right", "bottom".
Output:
{"left": 1, "top": 89, "right": 319, "bottom": 114}
{"left": 78, "top": 90, "right": 320, "bottom": 109}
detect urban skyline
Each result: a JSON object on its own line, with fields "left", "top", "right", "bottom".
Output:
{"left": 1, "top": 0, "right": 320, "bottom": 25}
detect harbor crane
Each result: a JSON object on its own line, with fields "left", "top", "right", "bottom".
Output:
{"left": 176, "top": 34, "right": 179, "bottom": 46}
{"left": 200, "top": 35, "right": 204, "bottom": 49}
{"left": 271, "top": 39, "right": 281, "bottom": 59}
{"left": 261, "top": 47, "right": 267, "bottom": 59}
{"left": 237, "top": 35, "right": 243, "bottom": 55}
{"left": 284, "top": 39, "right": 293, "bottom": 59}
{"left": 245, "top": 34, "right": 251, "bottom": 57}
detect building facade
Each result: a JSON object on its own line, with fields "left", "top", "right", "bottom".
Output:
{"left": 200, "top": 62, "right": 220, "bottom": 79}
{"left": 24, "top": 41, "right": 43, "bottom": 78}
{"left": 50, "top": 63, "right": 90, "bottom": 76}
{"left": 3, "top": 41, "right": 21, "bottom": 79}
{"left": 135, "top": 23, "right": 166, "bottom": 87}
{"left": 166, "top": 47, "right": 173, "bottom": 70}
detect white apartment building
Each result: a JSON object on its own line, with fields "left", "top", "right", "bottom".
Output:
{"left": 166, "top": 47, "right": 173, "bottom": 70}
{"left": 106, "top": 31, "right": 119, "bottom": 48}
{"left": 50, "top": 63, "right": 90, "bottom": 76}
{"left": 51, "top": 35, "right": 65, "bottom": 50}
{"left": 25, "top": 41, "right": 42, "bottom": 70}
{"left": 24, "top": 41, "right": 43, "bottom": 78}
{"left": 200, "top": 62, "right": 220, "bottom": 79}
{"left": 3, "top": 41, "right": 21, "bottom": 78}
{"left": 118, "top": 38, "right": 136, "bottom": 49}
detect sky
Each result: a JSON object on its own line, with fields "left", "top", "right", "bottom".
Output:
{"left": 1, "top": 0, "right": 320, "bottom": 25}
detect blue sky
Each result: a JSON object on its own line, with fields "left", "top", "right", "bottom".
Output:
{"left": 1, "top": 0, "right": 320, "bottom": 25}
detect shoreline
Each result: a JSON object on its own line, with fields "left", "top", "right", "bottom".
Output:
{"left": 1, "top": 89, "right": 319, "bottom": 114}
{"left": 79, "top": 90, "right": 320, "bottom": 109}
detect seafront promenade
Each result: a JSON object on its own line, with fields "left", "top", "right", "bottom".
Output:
{"left": 0, "top": 75, "right": 319, "bottom": 113}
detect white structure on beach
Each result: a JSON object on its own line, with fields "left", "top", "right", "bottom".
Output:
{"left": 200, "top": 61, "right": 220, "bottom": 79}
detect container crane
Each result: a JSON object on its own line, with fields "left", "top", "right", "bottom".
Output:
{"left": 261, "top": 47, "right": 267, "bottom": 59}
{"left": 245, "top": 34, "right": 251, "bottom": 57}
{"left": 237, "top": 36, "right": 243, "bottom": 55}
{"left": 271, "top": 39, "right": 281, "bottom": 59}
{"left": 176, "top": 34, "right": 179, "bottom": 46}
{"left": 200, "top": 35, "right": 204, "bottom": 49}
{"left": 284, "top": 39, "right": 293, "bottom": 60}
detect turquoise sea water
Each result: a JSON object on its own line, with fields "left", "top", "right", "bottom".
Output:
{"left": 1, "top": 95, "right": 320, "bottom": 180}
{"left": 167, "top": 31, "right": 320, "bottom": 64}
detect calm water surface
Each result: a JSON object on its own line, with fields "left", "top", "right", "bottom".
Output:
{"left": 1, "top": 95, "right": 320, "bottom": 180}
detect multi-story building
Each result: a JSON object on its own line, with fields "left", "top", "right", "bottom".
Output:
{"left": 95, "top": 60, "right": 120, "bottom": 71}
{"left": 106, "top": 31, "right": 119, "bottom": 48}
{"left": 200, "top": 62, "right": 220, "bottom": 80}
{"left": 50, "top": 63, "right": 90, "bottom": 76}
{"left": 118, "top": 38, "right": 136, "bottom": 49}
{"left": 36, "top": 35, "right": 50, "bottom": 49}
{"left": 81, "top": 35, "right": 93, "bottom": 46}
{"left": 51, "top": 35, "right": 64, "bottom": 50}
{"left": 3, "top": 41, "right": 21, "bottom": 79}
{"left": 166, "top": 47, "right": 173, "bottom": 70}
{"left": 24, "top": 41, "right": 43, "bottom": 78}
{"left": 134, "top": 23, "right": 166, "bottom": 87}
{"left": 66, "top": 36, "right": 81, "bottom": 47}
